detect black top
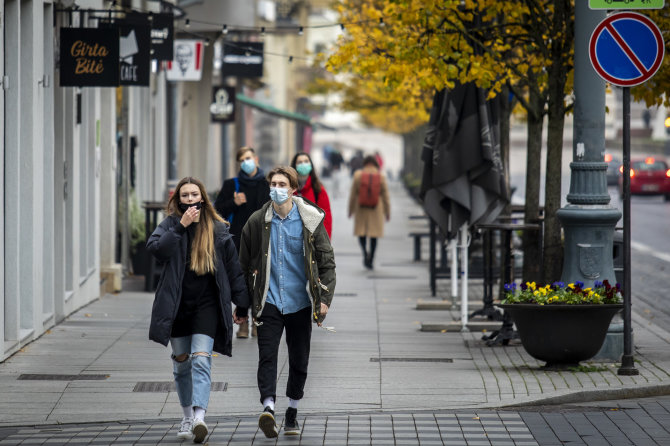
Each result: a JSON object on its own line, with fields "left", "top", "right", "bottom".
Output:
{"left": 171, "top": 224, "right": 220, "bottom": 339}
{"left": 214, "top": 169, "right": 270, "bottom": 250}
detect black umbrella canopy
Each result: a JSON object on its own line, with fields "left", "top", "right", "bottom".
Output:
{"left": 420, "top": 83, "right": 508, "bottom": 239}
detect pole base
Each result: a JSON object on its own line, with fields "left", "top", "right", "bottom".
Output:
{"left": 617, "top": 354, "right": 639, "bottom": 376}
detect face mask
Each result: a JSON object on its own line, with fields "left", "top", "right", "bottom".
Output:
{"left": 296, "top": 162, "right": 312, "bottom": 176}
{"left": 178, "top": 201, "right": 202, "bottom": 213}
{"left": 240, "top": 159, "right": 256, "bottom": 175}
{"left": 269, "top": 187, "right": 290, "bottom": 205}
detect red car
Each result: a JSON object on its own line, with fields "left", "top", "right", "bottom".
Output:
{"left": 618, "top": 157, "right": 670, "bottom": 201}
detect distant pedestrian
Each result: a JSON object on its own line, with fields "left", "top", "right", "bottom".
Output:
{"left": 291, "top": 151, "right": 333, "bottom": 238}
{"left": 349, "top": 150, "right": 364, "bottom": 177}
{"left": 374, "top": 150, "right": 384, "bottom": 170}
{"left": 147, "top": 177, "right": 249, "bottom": 443}
{"left": 348, "top": 155, "right": 391, "bottom": 269}
{"left": 238, "top": 166, "right": 336, "bottom": 438}
{"left": 214, "top": 146, "right": 270, "bottom": 339}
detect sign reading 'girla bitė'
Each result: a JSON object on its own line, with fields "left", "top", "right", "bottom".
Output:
{"left": 60, "top": 28, "right": 120, "bottom": 87}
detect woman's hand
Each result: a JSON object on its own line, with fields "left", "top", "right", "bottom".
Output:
{"left": 180, "top": 206, "right": 200, "bottom": 227}
{"left": 233, "top": 314, "right": 248, "bottom": 325}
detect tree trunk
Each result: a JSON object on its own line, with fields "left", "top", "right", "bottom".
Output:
{"left": 542, "top": 0, "right": 572, "bottom": 284}
{"left": 522, "top": 86, "right": 544, "bottom": 283}
{"left": 543, "top": 104, "right": 566, "bottom": 283}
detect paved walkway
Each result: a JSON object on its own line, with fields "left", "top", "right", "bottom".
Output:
{"left": 1, "top": 177, "right": 670, "bottom": 445}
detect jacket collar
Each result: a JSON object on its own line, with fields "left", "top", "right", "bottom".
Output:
{"left": 263, "top": 196, "right": 324, "bottom": 233}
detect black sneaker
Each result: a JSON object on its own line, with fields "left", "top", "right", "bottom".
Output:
{"left": 258, "top": 406, "right": 278, "bottom": 438}
{"left": 284, "top": 407, "right": 301, "bottom": 435}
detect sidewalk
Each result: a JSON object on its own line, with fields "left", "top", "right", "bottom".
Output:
{"left": 1, "top": 177, "right": 670, "bottom": 445}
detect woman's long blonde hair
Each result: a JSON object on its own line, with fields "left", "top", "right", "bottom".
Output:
{"left": 167, "top": 177, "right": 226, "bottom": 275}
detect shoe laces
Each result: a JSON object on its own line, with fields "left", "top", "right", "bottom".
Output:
{"left": 180, "top": 417, "right": 193, "bottom": 432}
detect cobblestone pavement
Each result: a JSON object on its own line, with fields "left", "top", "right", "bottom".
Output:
{"left": 2, "top": 403, "right": 670, "bottom": 446}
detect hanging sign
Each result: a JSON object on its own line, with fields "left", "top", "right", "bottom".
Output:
{"left": 210, "top": 86, "right": 236, "bottom": 123}
{"left": 149, "top": 13, "right": 174, "bottom": 61}
{"left": 59, "top": 28, "right": 120, "bottom": 87}
{"left": 589, "top": 12, "right": 664, "bottom": 87}
{"left": 221, "top": 42, "right": 264, "bottom": 78}
{"left": 118, "top": 23, "right": 151, "bottom": 86}
{"left": 166, "top": 40, "right": 205, "bottom": 81}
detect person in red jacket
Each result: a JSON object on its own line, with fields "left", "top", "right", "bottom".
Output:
{"left": 290, "top": 152, "right": 332, "bottom": 238}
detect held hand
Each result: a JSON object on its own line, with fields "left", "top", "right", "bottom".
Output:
{"left": 233, "top": 314, "right": 248, "bottom": 325}
{"left": 234, "top": 192, "right": 247, "bottom": 206}
{"left": 180, "top": 206, "right": 200, "bottom": 227}
{"left": 317, "top": 303, "right": 329, "bottom": 326}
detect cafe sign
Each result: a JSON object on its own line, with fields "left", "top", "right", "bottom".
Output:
{"left": 60, "top": 28, "right": 120, "bottom": 87}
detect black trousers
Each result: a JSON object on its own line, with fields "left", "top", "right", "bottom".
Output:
{"left": 257, "top": 303, "right": 312, "bottom": 404}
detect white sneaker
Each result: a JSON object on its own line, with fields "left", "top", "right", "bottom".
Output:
{"left": 192, "top": 419, "right": 208, "bottom": 443}
{"left": 176, "top": 417, "right": 193, "bottom": 440}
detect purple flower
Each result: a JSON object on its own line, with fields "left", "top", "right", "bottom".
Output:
{"left": 594, "top": 281, "right": 603, "bottom": 288}
{"left": 575, "top": 281, "right": 584, "bottom": 288}
{"left": 520, "top": 282, "right": 528, "bottom": 291}
{"left": 552, "top": 281, "right": 565, "bottom": 290}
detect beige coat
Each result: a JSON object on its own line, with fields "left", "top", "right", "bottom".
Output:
{"left": 348, "top": 166, "right": 390, "bottom": 238}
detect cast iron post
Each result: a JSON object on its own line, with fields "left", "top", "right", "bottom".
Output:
{"left": 556, "top": 6, "right": 622, "bottom": 297}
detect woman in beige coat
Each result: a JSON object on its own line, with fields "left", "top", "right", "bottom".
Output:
{"left": 348, "top": 155, "right": 391, "bottom": 269}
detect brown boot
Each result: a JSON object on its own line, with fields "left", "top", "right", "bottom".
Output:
{"left": 251, "top": 324, "right": 257, "bottom": 337}
{"left": 237, "top": 321, "right": 249, "bottom": 338}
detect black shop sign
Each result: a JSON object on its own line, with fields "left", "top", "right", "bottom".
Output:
{"left": 221, "top": 42, "right": 264, "bottom": 78}
{"left": 59, "top": 28, "right": 120, "bottom": 87}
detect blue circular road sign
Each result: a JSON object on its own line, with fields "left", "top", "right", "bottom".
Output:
{"left": 589, "top": 12, "right": 664, "bottom": 87}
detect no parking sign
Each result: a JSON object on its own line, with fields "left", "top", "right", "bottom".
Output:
{"left": 589, "top": 12, "right": 664, "bottom": 87}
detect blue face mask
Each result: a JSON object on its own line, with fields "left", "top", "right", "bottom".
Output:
{"left": 296, "top": 162, "right": 312, "bottom": 176}
{"left": 269, "top": 187, "right": 290, "bottom": 205}
{"left": 240, "top": 159, "right": 256, "bottom": 175}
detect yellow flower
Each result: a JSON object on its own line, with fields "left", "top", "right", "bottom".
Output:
{"left": 568, "top": 283, "right": 575, "bottom": 289}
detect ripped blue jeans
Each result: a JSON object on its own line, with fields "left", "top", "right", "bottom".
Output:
{"left": 170, "top": 334, "right": 214, "bottom": 410}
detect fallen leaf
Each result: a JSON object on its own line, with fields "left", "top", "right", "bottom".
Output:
{"left": 84, "top": 313, "right": 92, "bottom": 317}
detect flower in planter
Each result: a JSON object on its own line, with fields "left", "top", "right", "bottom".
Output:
{"left": 502, "top": 280, "right": 622, "bottom": 305}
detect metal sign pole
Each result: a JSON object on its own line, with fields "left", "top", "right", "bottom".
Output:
{"left": 618, "top": 87, "right": 638, "bottom": 376}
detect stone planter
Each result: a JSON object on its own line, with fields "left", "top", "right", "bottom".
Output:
{"left": 498, "top": 304, "right": 623, "bottom": 369}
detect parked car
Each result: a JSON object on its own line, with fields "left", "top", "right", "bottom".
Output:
{"left": 604, "top": 153, "right": 621, "bottom": 186}
{"left": 618, "top": 157, "right": 670, "bottom": 201}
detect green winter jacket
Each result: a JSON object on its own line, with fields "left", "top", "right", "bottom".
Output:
{"left": 239, "top": 197, "right": 336, "bottom": 324}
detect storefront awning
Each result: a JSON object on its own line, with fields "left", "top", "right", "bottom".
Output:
{"left": 236, "top": 93, "right": 312, "bottom": 126}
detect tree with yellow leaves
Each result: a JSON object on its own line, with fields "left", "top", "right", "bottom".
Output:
{"left": 326, "top": 0, "right": 575, "bottom": 283}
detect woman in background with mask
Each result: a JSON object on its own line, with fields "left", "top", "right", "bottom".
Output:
{"left": 215, "top": 146, "right": 270, "bottom": 338}
{"left": 290, "top": 152, "right": 332, "bottom": 238}
{"left": 147, "top": 177, "right": 249, "bottom": 443}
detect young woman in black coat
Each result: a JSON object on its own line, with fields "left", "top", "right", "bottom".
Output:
{"left": 147, "top": 176, "right": 249, "bottom": 443}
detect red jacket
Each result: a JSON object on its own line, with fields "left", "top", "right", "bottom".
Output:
{"left": 296, "top": 175, "right": 332, "bottom": 238}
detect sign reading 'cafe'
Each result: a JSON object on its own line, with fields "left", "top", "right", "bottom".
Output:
{"left": 60, "top": 28, "right": 120, "bottom": 87}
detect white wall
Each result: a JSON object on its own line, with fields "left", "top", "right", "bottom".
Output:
{"left": 1, "top": 0, "right": 105, "bottom": 361}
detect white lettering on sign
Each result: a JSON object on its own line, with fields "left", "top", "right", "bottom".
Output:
{"left": 121, "top": 65, "right": 138, "bottom": 82}
{"left": 223, "top": 54, "right": 263, "bottom": 65}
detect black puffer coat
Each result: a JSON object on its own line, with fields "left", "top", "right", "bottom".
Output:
{"left": 147, "top": 215, "right": 249, "bottom": 356}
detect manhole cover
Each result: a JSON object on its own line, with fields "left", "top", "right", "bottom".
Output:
{"left": 18, "top": 374, "right": 109, "bottom": 380}
{"left": 369, "top": 357, "right": 453, "bottom": 363}
{"left": 133, "top": 382, "right": 227, "bottom": 392}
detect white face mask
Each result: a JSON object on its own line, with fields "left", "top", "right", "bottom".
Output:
{"left": 269, "top": 187, "right": 290, "bottom": 204}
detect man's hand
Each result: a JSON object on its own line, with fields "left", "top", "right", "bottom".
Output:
{"left": 234, "top": 192, "right": 247, "bottom": 206}
{"left": 233, "top": 314, "right": 248, "bottom": 325}
{"left": 317, "top": 303, "right": 329, "bottom": 326}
